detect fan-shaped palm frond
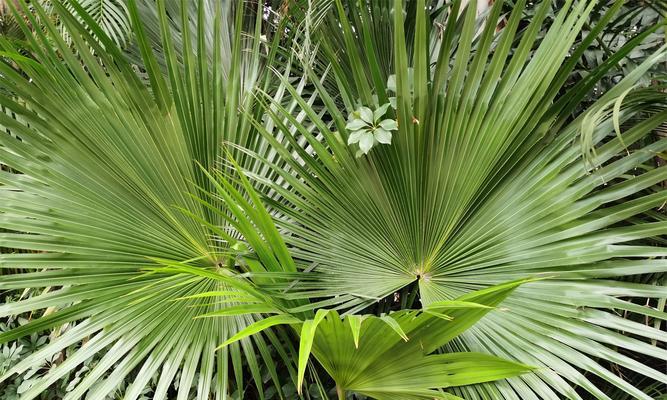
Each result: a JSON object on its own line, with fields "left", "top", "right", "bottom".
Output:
{"left": 200, "top": 0, "right": 667, "bottom": 399}
{"left": 0, "top": 0, "right": 310, "bottom": 398}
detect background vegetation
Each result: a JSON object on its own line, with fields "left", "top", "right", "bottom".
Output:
{"left": 0, "top": 0, "right": 666, "bottom": 399}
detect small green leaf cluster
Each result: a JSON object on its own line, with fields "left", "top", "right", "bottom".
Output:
{"left": 346, "top": 103, "right": 398, "bottom": 156}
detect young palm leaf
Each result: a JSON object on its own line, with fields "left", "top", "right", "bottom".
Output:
{"left": 218, "top": 281, "right": 533, "bottom": 400}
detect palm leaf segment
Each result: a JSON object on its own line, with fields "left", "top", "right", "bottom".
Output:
{"left": 58, "top": 0, "right": 131, "bottom": 47}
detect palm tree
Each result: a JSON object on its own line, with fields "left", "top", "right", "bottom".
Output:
{"left": 0, "top": 0, "right": 665, "bottom": 399}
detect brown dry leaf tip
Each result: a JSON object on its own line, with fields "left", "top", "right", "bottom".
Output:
{"left": 434, "top": 21, "right": 445, "bottom": 38}
{"left": 412, "top": 116, "right": 420, "bottom": 125}
{"left": 279, "top": 0, "right": 290, "bottom": 17}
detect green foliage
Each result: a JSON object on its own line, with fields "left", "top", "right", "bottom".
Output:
{"left": 218, "top": 281, "right": 532, "bottom": 400}
{"left": 51, "top": 0, "right": 131, "bottom": 48}
{"left": 0, "top": 0, "right": 666, "bottom": 399}
{"left": 0, "top": 0, "right": 131, "bottom": 54}
{"left": 346, "top": 103, "right": 397, "bottom": 155}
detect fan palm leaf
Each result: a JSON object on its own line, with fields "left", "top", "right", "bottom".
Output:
{"left": 0, "top": 0, "right": 311, "bottom": 398}
{"left": 204, "top": 0, "right": 667, "bottom": 399}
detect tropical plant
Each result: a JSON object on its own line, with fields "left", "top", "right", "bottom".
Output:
{"left": 0, "top": 0, "right": 131, "bottom": 56}
{"left": 205, "top": 278, "right": 533, "bottom": 400}
{"left": 0, "top": 0, "right": 666, "bottom": 400}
